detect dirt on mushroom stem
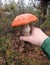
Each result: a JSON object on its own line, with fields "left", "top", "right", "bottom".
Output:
{"left": 22, "top": 22, "right": 34, "bottom": 36}
{"left": 22, "top": 24, "right": 31, "bottom": 36}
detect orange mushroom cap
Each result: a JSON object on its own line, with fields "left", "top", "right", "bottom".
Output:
{"left": 11, "top": 13, "right": 38, "bottom": 27}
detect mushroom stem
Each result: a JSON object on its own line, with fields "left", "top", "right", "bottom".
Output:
{"left": 23, "top": 24, "right": 31, "bottom": 36}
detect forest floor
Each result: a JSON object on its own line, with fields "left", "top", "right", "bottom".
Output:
{"left": 0, "top": 25, "right": 50, "bottom": 65}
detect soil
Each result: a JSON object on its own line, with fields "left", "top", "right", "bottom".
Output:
{"left": 0, "top": 28, "right": 50, "bottom": 65}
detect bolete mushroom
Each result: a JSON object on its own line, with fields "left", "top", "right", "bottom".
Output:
{"left": 11, "top": 13, "right": 38, "bottom": 36}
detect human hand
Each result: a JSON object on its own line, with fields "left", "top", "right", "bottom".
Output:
{"left": 20, "top": 26, "right": 48, "bottom": 46}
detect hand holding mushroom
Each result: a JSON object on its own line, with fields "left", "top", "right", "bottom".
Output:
{"left": 20, "top": 26, "right": 48, "bottom": 46}
{"left": 11, "top": 13, "right": 48, "bottom": 46}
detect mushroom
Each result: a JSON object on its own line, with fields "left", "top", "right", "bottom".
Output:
{"left": 11, "top": 13, "right": 38, "bottom": 36}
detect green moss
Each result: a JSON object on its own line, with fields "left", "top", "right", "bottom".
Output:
{"left": 40, "top": 21, "right": 50, "bottom": 30}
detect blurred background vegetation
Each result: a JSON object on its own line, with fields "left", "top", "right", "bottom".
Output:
{"left": 0, "top": 0, "right": 50, "bottom": 65}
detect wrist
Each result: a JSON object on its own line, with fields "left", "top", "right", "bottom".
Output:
{"left": 40, "top": 35, "right": 48, "bottom": 46}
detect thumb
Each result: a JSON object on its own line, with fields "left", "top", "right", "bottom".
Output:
{"left": 20, "top": 36, "right": 30, "bottom": 42}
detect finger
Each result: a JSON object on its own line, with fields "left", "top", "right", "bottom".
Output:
{"left": 20, "top": 36, "right": 30, "bottom": 42}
